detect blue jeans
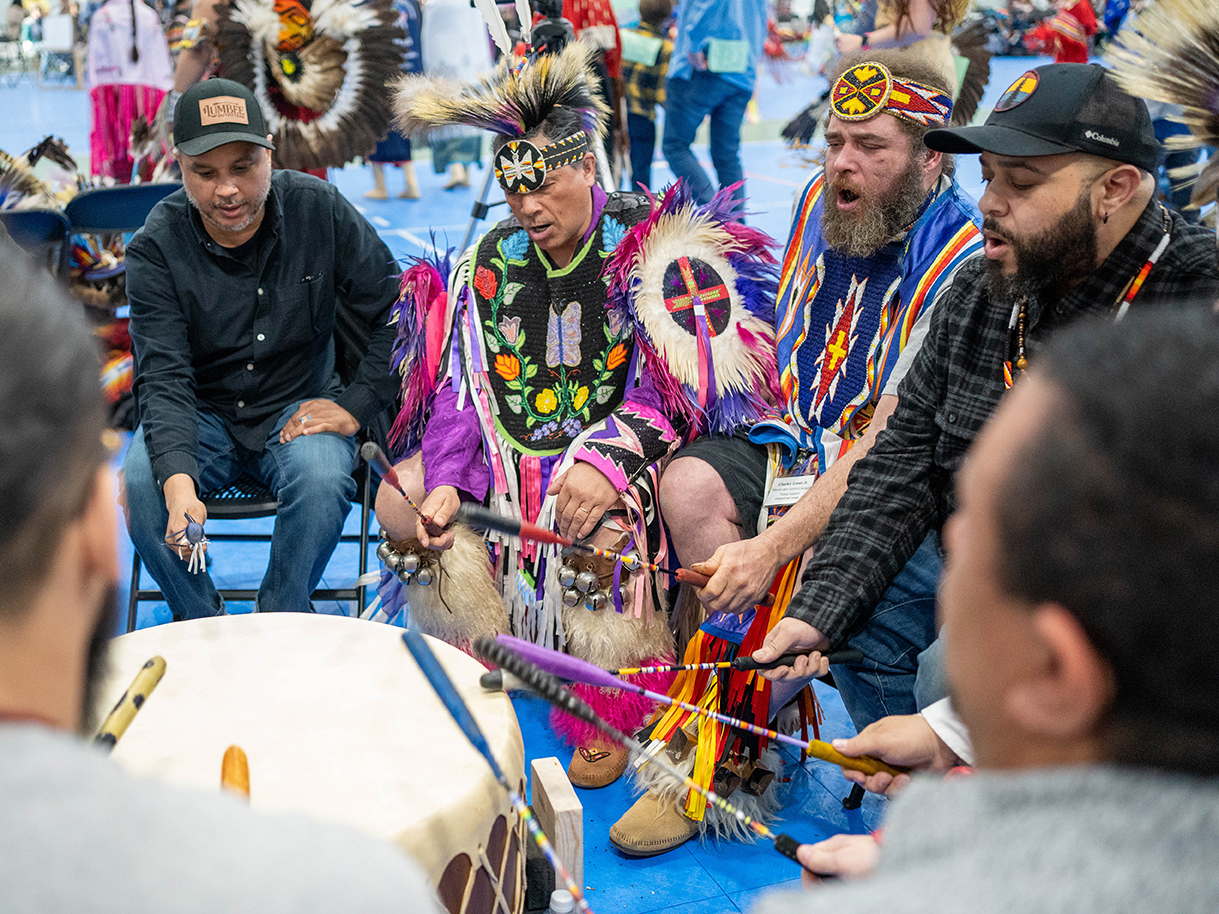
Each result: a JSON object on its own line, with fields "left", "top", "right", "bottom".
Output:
{"left": 627, "top": 111, "right": 658, "bottom": 191}
{"left": 661, "top": 72, "right": 752, "bottom": 205}
{"left": 123, "top": 402, "right": 357, "bottom": 620}
{"left": 830, "top": 532, "right": 942, "bottom": 730}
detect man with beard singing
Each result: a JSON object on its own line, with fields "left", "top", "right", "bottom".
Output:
{"left": 0, "top": 242, "right": 440, "bottom": 911}
{"left": 609, "top": 52, "right": 981, "bottom": 856}
{"left": 123, "top": 78, "right": 399, "bottom": 621}
{"left": 753, "top": 63, "right": 1219, "bottom": 729}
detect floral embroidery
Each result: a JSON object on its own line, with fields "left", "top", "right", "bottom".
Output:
{"left": 535, "top": 388, "right": 558, "bottom": 413}
{"left": 572, "top": 386, "right": 589, "bottom": 410}
{"left": 494, "top": 353, "right": 520, "bottom": 381}
{"left": 601, "top": 216, "right": 626, "bottom": 252}
{"left": 502, "top": 230, "right": 530, "bottom": 261}
{"left": 606, "top": 342, "right": 629, "bottom": 370}
{"left": 474, "top": 265, "right": 498, "bottom": 299}
{"left": 499, "top": 315, "right": 521, "bottom": 344}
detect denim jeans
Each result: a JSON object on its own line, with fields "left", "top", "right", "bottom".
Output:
{"left": 661, "top": 72, "right": 752, "bottom": 205}
{"left": 830, "top": 531, "right": 942, "bottom": 730}
{"left": 123, "top": 402, "right": 358, "bottom": 620}
{"left": 627, "top": 111, "right": 657, "bottom": 191}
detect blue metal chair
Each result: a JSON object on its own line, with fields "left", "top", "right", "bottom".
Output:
{"left": 63, "top": 182, "right": 179, "bottom": 235}
{"left": 0, "top": 206, "right": 70, "bottom": 272}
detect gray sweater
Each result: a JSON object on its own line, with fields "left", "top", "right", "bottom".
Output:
{"left": 753, "top": 765, "right": 1219, "bottom": 914}
{"left": 0, "top": 724, "right": 443, "bottom": 914}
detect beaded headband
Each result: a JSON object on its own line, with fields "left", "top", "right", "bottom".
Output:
{"left": 831, "top": 62, "right": 953, "bottom": 127}
{"left": 493, "top": 132, "right": 591, "bottom": 194}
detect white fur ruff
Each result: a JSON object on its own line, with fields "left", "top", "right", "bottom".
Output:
{"left": 403, "top": 524, "right": 511, "bottom": 646}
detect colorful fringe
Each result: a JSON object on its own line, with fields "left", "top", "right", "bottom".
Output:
{"left": 387, "top": 247, "right": 453, "bottom": 456}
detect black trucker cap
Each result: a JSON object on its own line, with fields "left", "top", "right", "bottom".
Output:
{"left": 925, "top": 63, "right": 1158, "bottom": 173}
{"left": 173, "top": 78, "right": 275, "bottom": 156}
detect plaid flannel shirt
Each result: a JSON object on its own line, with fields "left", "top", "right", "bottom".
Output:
{"left": 788, "top": 198, "right": 1219, "bottom": 644}
{"left": 622, "top": 22, "right": 672, "bottom": 120}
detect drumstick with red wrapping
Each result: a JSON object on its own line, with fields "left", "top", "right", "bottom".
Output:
{"left": 455, "top": 503, "right": 685, "bottom": 574}
{"left": 401, "top": 631, "right": 593, "bottom": 914}
{"left": 474, "top": 636, "right": 804, "bottom": 863}
{"left": 494, "top": 635, "right": 904, "bottom": 779}
{"left": 360, "top": 442, "right": 444, "bottom": 537}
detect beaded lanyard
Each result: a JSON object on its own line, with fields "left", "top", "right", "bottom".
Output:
{"left": 1004, "top": 207, "right": 1172, "bottom": 390}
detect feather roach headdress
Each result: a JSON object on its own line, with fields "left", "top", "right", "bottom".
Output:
{"left": 392, "top": 41, "right": 610, "bottom": 142}
{"left": 214, "top": 0, "right": 405, "bottom": 171}
{"left": 393, "top": 41, "right": 609, "bottom": 193}
{"left": 1109, "top": 0, "right": 1219, "bottom": 218}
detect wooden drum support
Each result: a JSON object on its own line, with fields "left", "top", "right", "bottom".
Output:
{"left": 94, "top": 613, "right": 526, "bottom": 914}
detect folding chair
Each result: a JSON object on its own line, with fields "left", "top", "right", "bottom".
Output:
{"left": 64, "top": 183, "right": 179, "bottom": 236}
{"left": 125, "top": 457, "right": 377, "bottom": 632}
{"left": 0, "top": 206, "right": 70, "bottom": 272}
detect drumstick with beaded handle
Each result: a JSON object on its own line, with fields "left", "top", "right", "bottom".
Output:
{"left": 495, "top": 635, "right": 905, "bottom": 779}
{"left": 401, "top": 631, "right": 593, "bottom": 914}
{"left": 360, "top": 442, "right": 445, "bottom": 537}
{"left": 94, "top": 655, "right": 167, "bottom": 751}
{"left": 614, "top": 648, "right": 865, "bottom": 676}
{"left": 474, "top": 637, "right": 804, "bottom": 863}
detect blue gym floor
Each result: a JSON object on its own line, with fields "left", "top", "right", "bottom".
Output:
{"left": 7, "top": 54, "right": 1053, "bottom": 913}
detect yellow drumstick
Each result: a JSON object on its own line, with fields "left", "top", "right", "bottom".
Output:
{"left": 221, "top": 745, "right": 250, "bottom": 799}
{"left": 94, "top": 655, "right": 166, "bottom": 751}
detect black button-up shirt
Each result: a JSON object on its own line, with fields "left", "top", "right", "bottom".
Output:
{"left": 127, "top": 170, "right": 400, "bottom": 488}
{"left": 788, "top": 198, "right": 1219, "bottom": 643}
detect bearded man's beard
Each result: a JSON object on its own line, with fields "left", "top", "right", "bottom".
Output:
{"left": 80, "top": 585, "right": 119, "bottom": 736}
{"left": 984, "top": 184, "right": 1100, "bottom": 307}
{"left": 821, "top": 153, "right": 931, "bottom": 258}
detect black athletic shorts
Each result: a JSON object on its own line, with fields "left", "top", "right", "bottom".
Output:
{"left": 675, "top": 428, "right": 769, "bottom": 539}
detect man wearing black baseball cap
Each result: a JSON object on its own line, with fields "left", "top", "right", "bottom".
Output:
{"left": 123, "top": 78, "right": 400, "bottom": 621}
{"left": 751, "top": 64, "right": 1219, "bottom": 731}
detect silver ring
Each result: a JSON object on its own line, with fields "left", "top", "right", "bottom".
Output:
{"left": 576, "top": 507, "right": 590, "bottom": 514}
{"left": 301, "top": 414, "right": 312, "bottom": 423}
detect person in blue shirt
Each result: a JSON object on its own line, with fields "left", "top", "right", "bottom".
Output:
{"left": 661, "top": 0, "right": 767, "bottom": 205}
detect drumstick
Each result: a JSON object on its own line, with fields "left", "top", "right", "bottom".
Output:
{"left": 221, "top": 745, "right": 250, "bottom": 800}
{"left": 494, "top": 635, "right": 904, "bottom": 779}
{"left": 401, "top": 631, "right": 594, "bottom": 914}
{"left": 613, "top": 648, "right": 865, "bottom": 675}
{"left": 360, "top": 442, "right": 444, "bottom": 537}
{"left": 673, "top": 568, "right": 775, "bottom": 608}
{"left": 94, "top": 655, "right": 167, "bottom": 751}
{"left": 455, "top": 503, "right": 684, "bottom": 575}
{"left": 474, "top": 637, "right": 803, "bottom": 863}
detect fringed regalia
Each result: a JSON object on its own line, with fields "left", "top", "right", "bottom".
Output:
{"left": 214, "top": 0, "right": 405, "bottom": 171}
{"left": 631, "top": 167, "right": 982, "bottom": 838}
{"left": 378, "top": 181, "right": 779, "bottom": 746}
{"left": 1109, "top": 0, "right": 1219, "bottom": 228}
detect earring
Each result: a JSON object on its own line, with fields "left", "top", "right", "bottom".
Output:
{"left": 1102, "top": 211, "right": 1109, "bottom": 224}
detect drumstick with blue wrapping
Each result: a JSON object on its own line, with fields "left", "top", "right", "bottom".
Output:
{"left": 494, "top": 635, "right": 905, "bottom": 779}
{"left": 401, "top": 630, "right": 593, "bottom": 914}
{"left": 474, "top": 636, "right": 806, "bottom": 863}
{"left": 94, "top": 655, "right": 167, "bottom": 751}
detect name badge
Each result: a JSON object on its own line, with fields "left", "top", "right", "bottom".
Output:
{"left": 763, "top": 474, "right": 817, "bottom": 508}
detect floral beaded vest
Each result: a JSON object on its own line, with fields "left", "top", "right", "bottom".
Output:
{"left": 469, "top": 193, "right": 650, "bottom": 455}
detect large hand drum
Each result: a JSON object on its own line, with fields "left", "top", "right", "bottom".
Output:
{"left": 95, "top": 613, "right": 526, "bottom": 914}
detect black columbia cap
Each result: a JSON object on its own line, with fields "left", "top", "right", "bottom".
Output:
{"left": 173, "top": 78, "right": 274, "bottom": 156}
{"left": 924, "top": 63, "right": 1158, "bottom": 173}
